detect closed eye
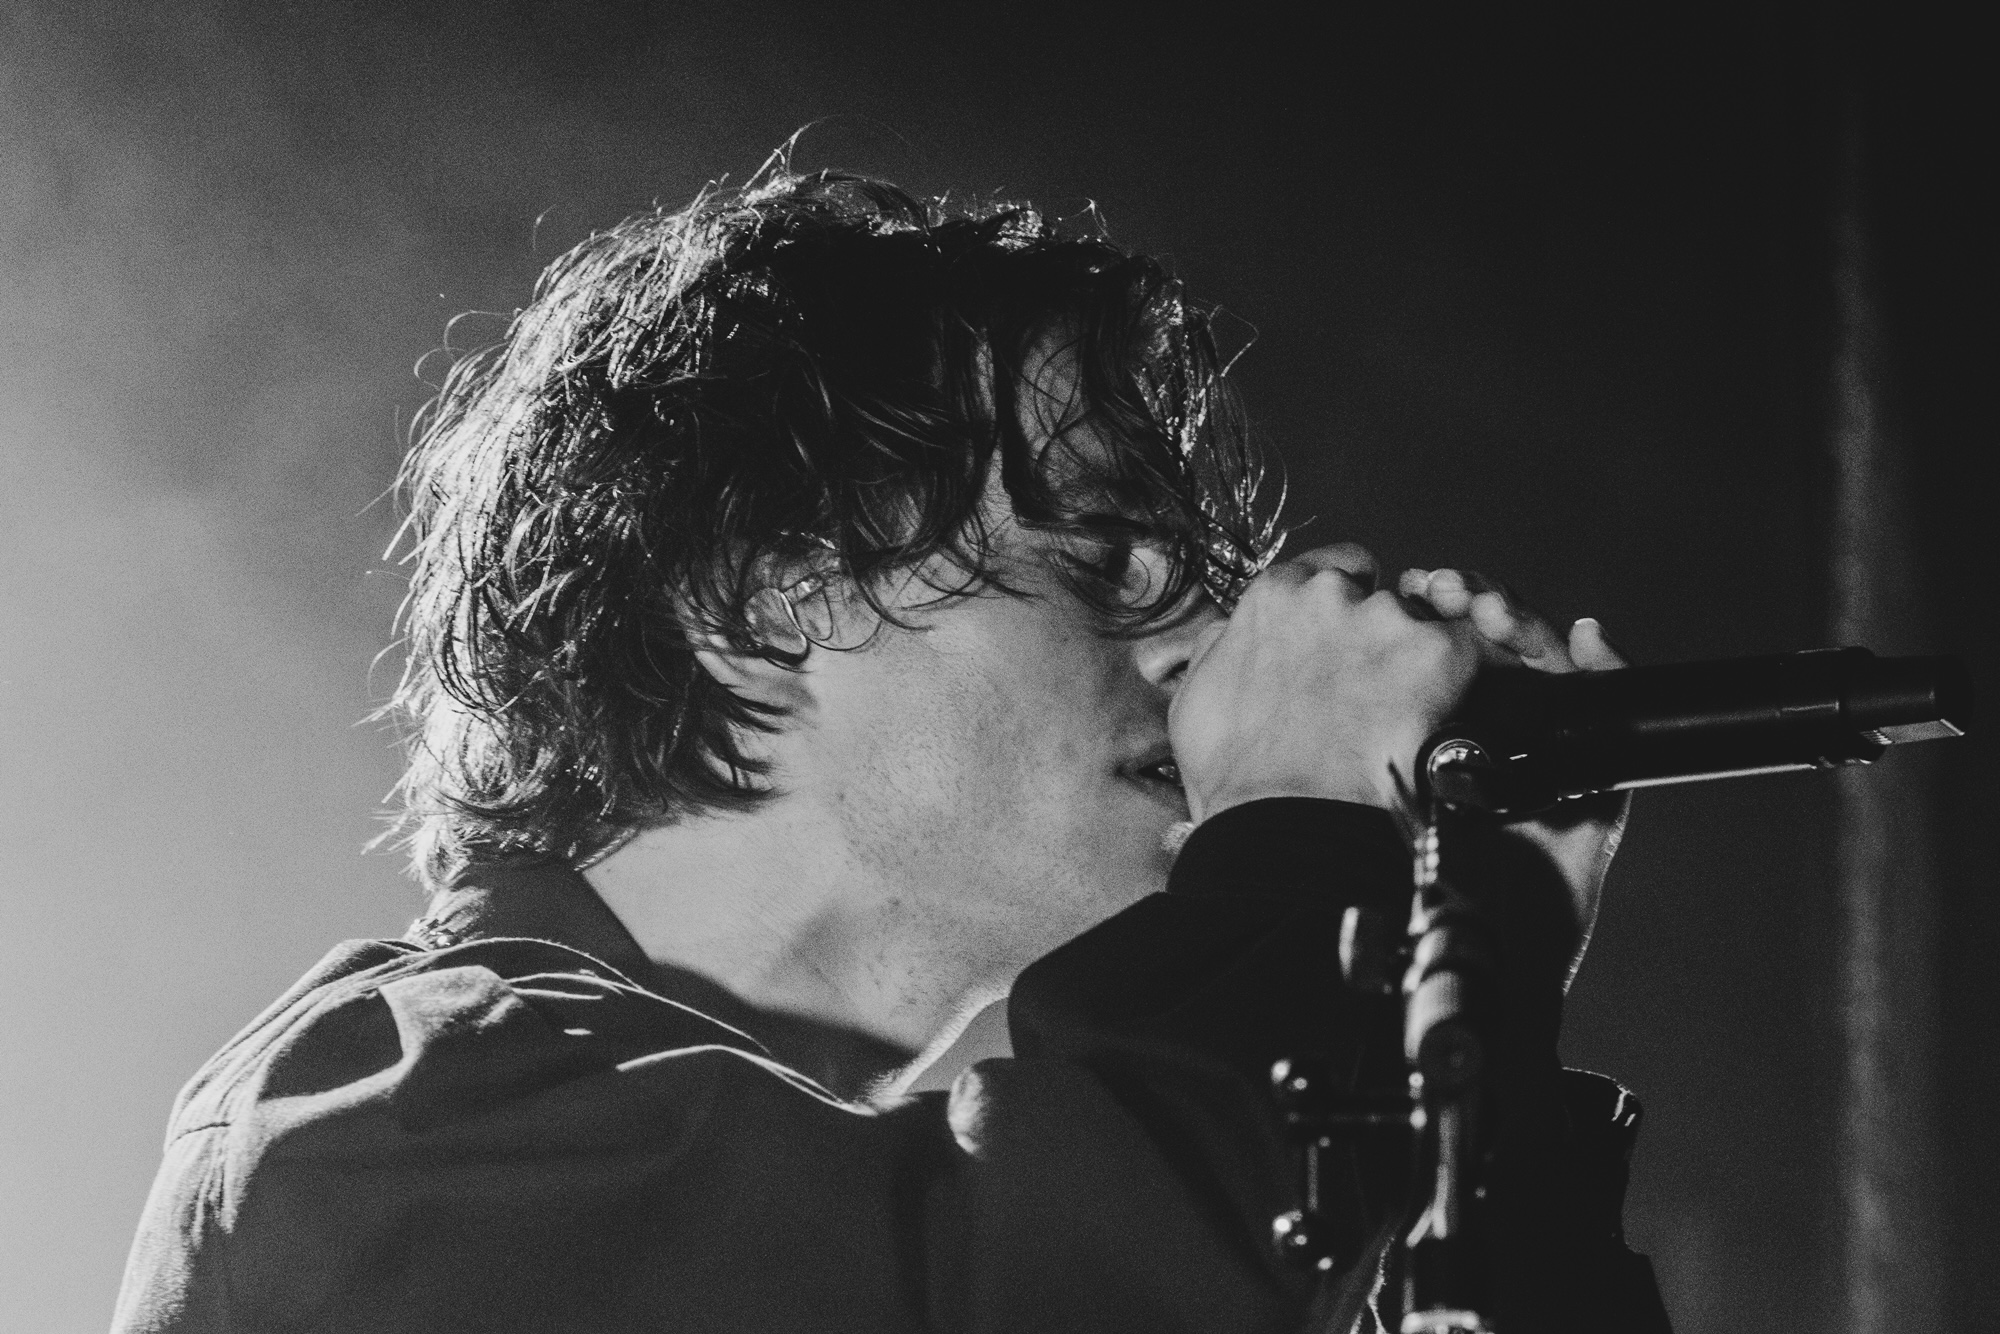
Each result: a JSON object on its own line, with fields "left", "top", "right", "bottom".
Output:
{"left": 1084, "top": 543, "right": 1135, "bottom": 589}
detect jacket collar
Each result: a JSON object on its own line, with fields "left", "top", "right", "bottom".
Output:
{"left": 406, "top": 856, "right": 915, "bottom": 1099}
{"left": 409, "top": 857, "right": 659, "bottom": 985}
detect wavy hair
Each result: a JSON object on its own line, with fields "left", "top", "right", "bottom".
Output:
{"left": 383, "top": 159, "right": 1280, "bottom": 887}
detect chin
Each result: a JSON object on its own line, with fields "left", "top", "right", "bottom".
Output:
{"left": 1121, "top": 772, "right": 1190, "bottom": 821}
{"left": 1123, "top": 782, "right": 1189, "bottom": 862}
{"left": 1039, "top": 783, "right": 1187, "bottom": 913}
{"left": 1124, "top": 808, "right": 1187, "bottom": 890}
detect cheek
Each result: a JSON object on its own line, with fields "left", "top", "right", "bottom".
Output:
{"left": 889, "top": 642, "right": 1089, "bottom": 801}
{"left": 806, "top": 589, "right": 1172, "bottom": 923}
{"left": 964, "top": 618, "right": 1122, "bottom": 773}
{"left": 849, "top": 609, "right": 1120, "bottom": 816}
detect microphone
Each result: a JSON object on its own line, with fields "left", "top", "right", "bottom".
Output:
{"left": 1419, "top": 647, "right": 1972, "bottom": 815}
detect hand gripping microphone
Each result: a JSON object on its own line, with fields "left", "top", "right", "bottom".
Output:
{"left": 1418, "top": 647, "right": 1972, "bottom": 815}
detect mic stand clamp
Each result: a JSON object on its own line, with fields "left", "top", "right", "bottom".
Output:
{"left": 1271, "top": 808, "right": 1500, "bottom": 1334}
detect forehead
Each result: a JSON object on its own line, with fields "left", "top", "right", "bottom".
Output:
{"left": 1013, "top": 332, "right": 1102, "bottom": 453}
{"left": 1005, "top": 333, "right": 1157, "bottom": 526}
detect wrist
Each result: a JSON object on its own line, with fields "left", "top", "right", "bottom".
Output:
{"left": 1187, "top": 749, "right": 1418, "bottom": 824}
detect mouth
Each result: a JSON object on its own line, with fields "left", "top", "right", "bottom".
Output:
{"left": 1123, "top": 753, "right": 1185, "bottom": 801}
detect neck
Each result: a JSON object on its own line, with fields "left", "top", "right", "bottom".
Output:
{"left": 584, "top": 800, "right": 1004, "bottom": 1098}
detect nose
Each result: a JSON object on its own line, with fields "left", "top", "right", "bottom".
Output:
{"left": 1132, "top": 596, "right": 1226, "bottom": 694}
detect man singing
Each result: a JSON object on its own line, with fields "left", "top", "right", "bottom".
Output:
{"left": 115, "top": 163, "right": 1670, "bottom": 1331}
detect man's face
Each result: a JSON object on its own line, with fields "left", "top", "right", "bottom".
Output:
{"left": 781, "top": 524, "right": 1213, "bottom": 1003}
{"left": 709, "top": 334, "right": 1234, "bottom": 1032}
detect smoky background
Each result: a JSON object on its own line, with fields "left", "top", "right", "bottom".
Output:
{"left": 1, "top": 2, "right": 1989, "bottom": 1330}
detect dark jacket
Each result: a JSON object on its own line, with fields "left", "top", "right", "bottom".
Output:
{"left": 113, "top": 799, "right": 1670, "bottom": 1332}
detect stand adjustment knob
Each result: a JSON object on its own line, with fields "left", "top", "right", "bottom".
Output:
{"left": 1273, "top": 1209, "right": 1336, "bottom": 1270}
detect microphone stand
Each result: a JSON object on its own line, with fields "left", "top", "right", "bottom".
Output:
{"left": 1271, "top": 799, "right": 1500, "bottom": 1333}
{"left": 1394, "top": 814, "right": 1498, "bottom": 1331}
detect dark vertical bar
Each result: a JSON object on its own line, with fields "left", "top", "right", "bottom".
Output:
{"left": 1826, "top": 44, "right": 1943, "bottom": 1334}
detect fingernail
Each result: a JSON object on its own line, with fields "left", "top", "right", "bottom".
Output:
{"left": 1575, "top": 617, "right": 1625, "bottom": 655}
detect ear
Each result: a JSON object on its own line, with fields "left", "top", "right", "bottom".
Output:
{"left": 691, "top": 644, "right": 818, "bottom": 715}
{"left": 689, "top": 589, "right": 818, "bottom": 713}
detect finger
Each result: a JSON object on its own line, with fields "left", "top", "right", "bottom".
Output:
{"left": 1290, "top": 542, "right": 1382, "bottom": 592}
{"left": 1389, "top": 569, "right": 1450, "bottom": 622}
{"left": 1469, "top": 590, "right": 1576, "bottom": 671}
{"left": 1415, "top": 567, "right": 1530, "bottom": 624}
{"left": 1568, "top": 617, "right": 1629, "bottom": 672}
{"left": 1173, "top": 614, "right": 1231, "bottom": 691}
{"left": 1416, "top": 567, "right": 1476, "bottom": 617}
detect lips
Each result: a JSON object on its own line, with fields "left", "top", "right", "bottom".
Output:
{"left": 1122, "top": 749, "right": 1183, "bottom": 794}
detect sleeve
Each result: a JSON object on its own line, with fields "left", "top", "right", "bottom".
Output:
{"left": 935, "top": 799, "right": 1410, "bottom": 1331}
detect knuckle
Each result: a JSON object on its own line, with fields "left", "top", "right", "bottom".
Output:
{"left": 1361, "top": 587, "right": 1420, "bottom": 625}
{"left": 1307, "top": 566, "right": 1361, "bottom": 593}
{"left": 1232, "top": 574, "right": 1279, "bottom": 611}
{"left": 1251, "top": 562, "right": 1305, "bottom": 594}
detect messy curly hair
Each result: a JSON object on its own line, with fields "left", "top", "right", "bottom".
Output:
{"left": 383, "top": 157, "right": 1280, "bottom": 887}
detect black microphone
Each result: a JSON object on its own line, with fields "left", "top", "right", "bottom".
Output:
{"left": 1419, "top": 647, "right": 1972, "bottom": 815}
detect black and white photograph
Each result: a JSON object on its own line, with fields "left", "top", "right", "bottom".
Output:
{"left": 1, "top": 3, "right": 1991, "bottom": 1331}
